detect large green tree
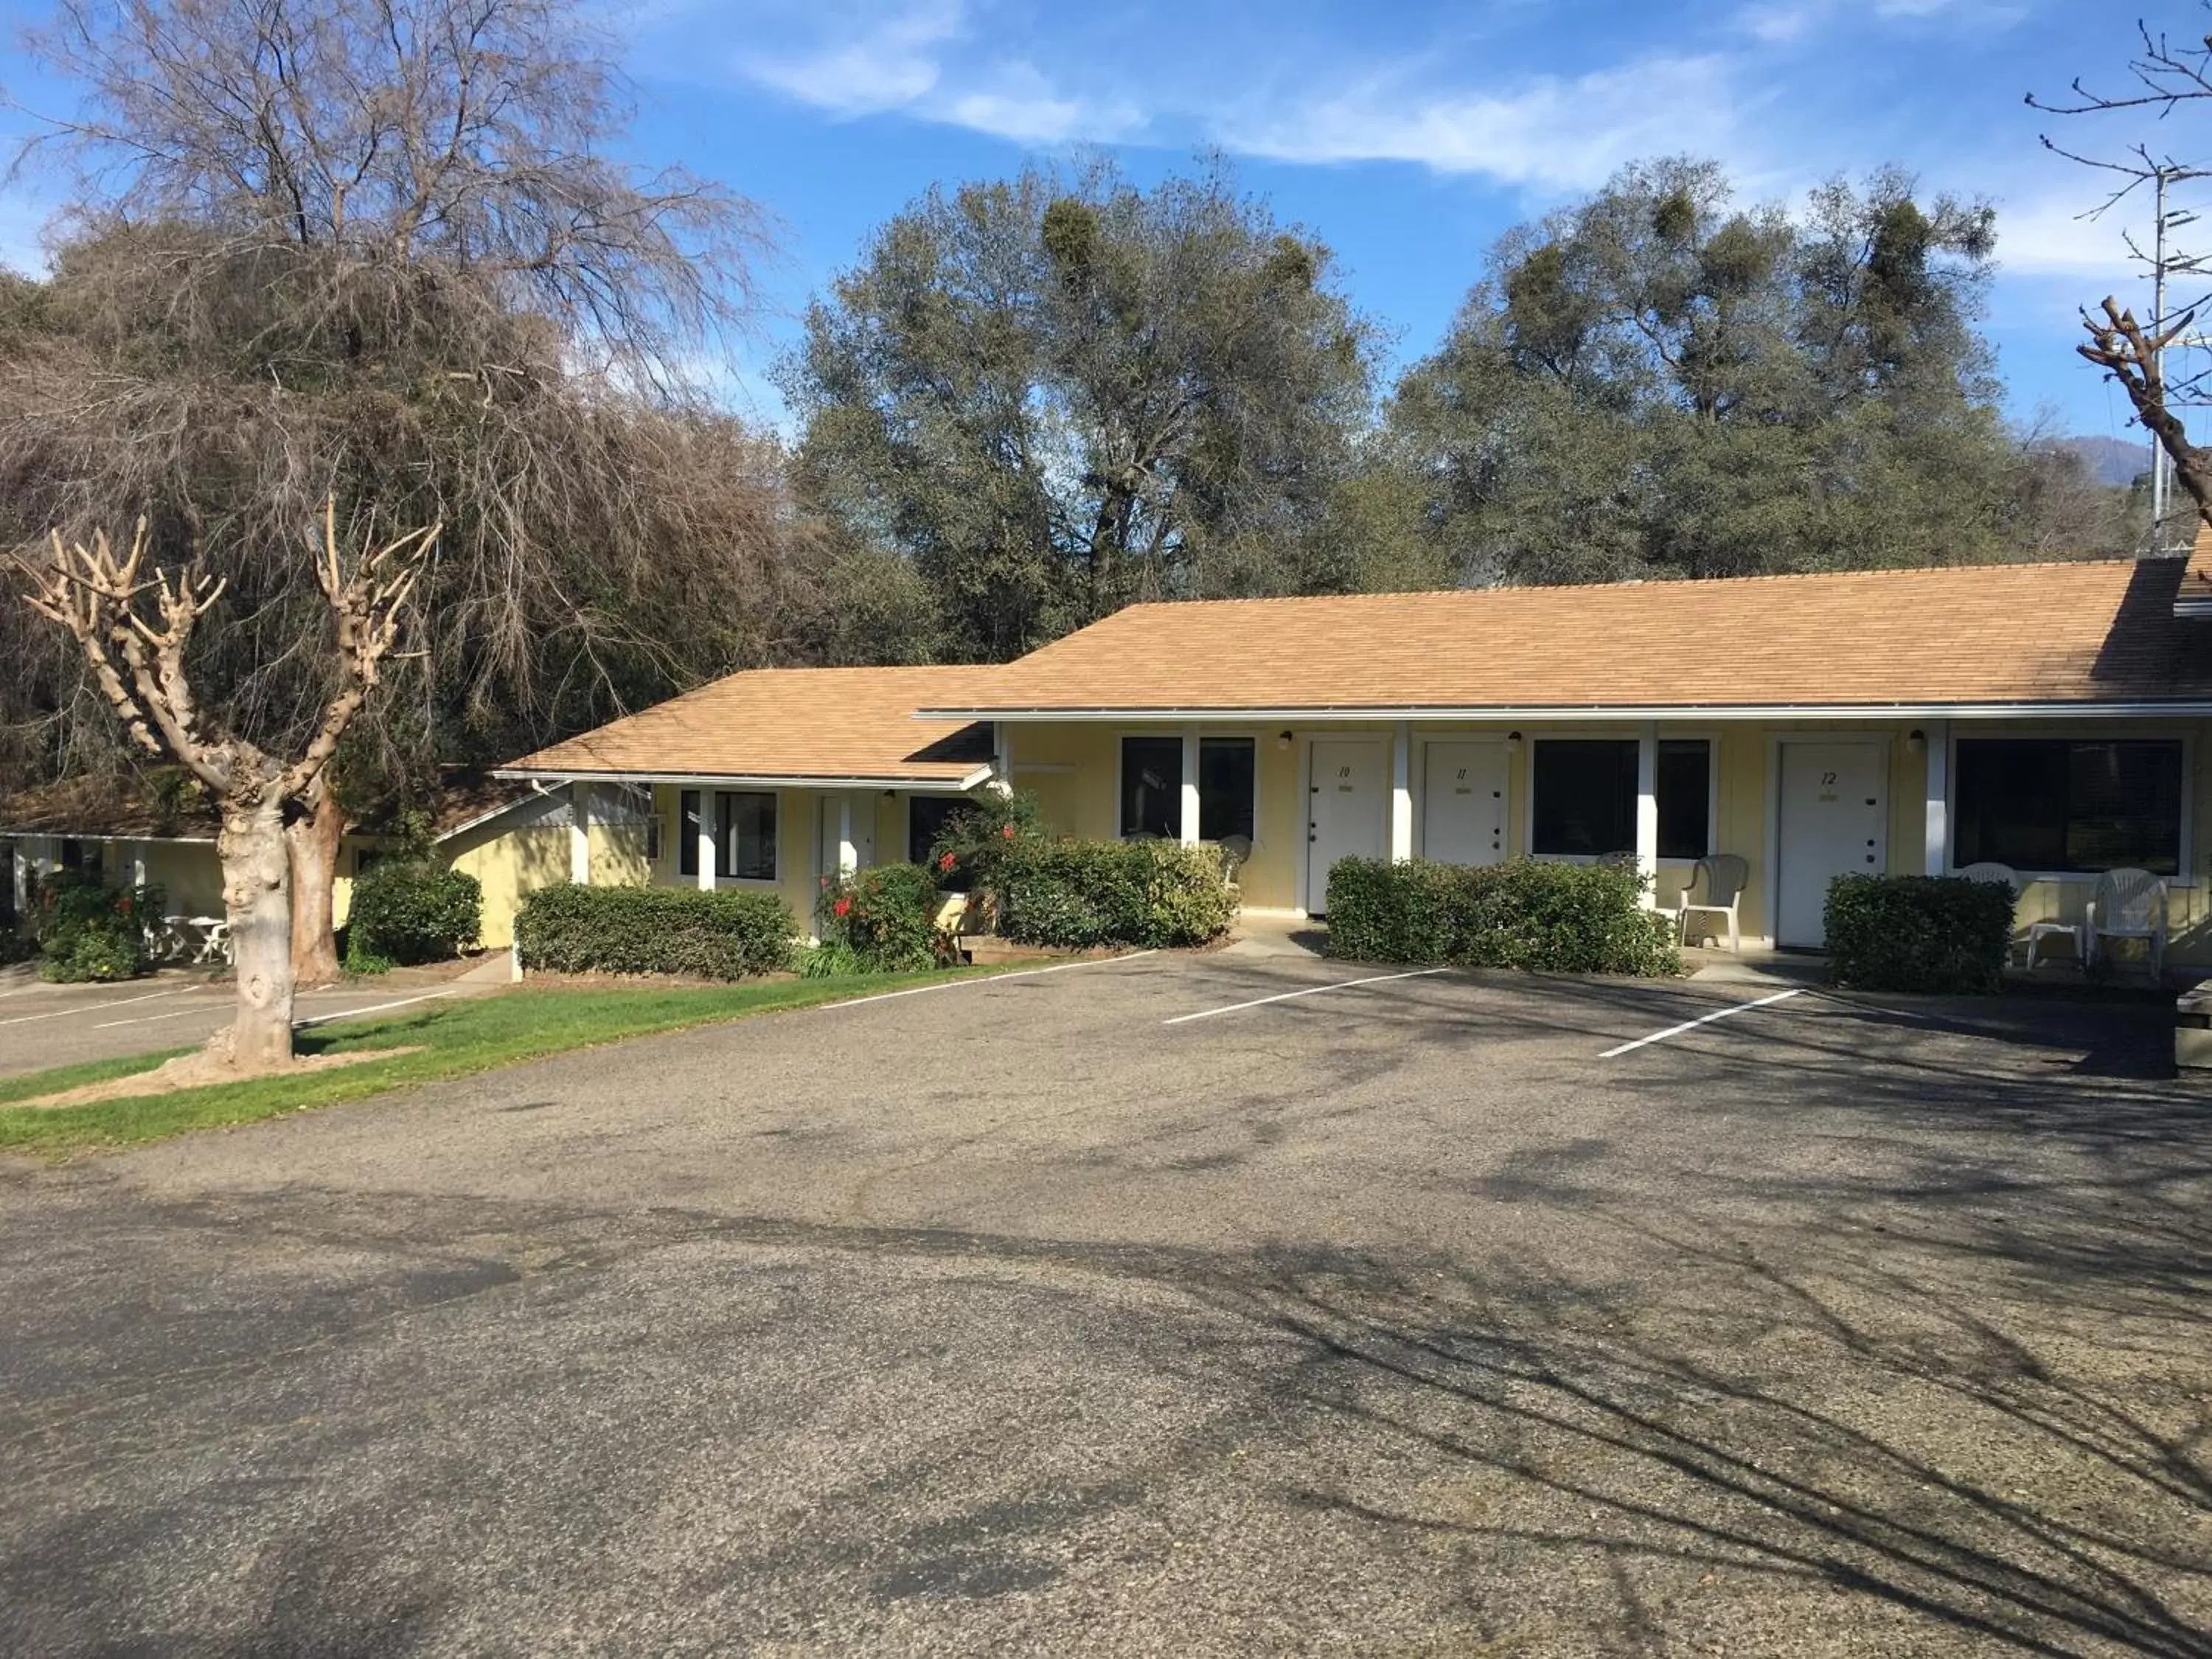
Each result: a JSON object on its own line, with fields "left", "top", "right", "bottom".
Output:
{"left": 1376, "top": 159, "right": 2105, "bottom": 585}
{"left": 782, "top": 164, "right": 1380, "bottom": 658}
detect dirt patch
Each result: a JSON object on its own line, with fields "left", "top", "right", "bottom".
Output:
{"left": 16, "top": 1046, "right": 424, "bottom": 1110}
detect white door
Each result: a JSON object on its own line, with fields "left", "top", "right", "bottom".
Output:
{"left": 1422, "top": 742, "right": 1509, "bottom": 866}
{"left": 1307, "top": 740, "right": 1388, "bottom": 914}
{"left": 1777, "top": 741, "right": 1888, "bottom": 947}
{"left": 816, "top": 793, "right": 875, "bottom": 881}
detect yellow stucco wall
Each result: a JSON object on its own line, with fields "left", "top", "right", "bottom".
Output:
{"left": 999, "top": 717, "right": 2212, "bottom": 965}
{"left": 140, "top": 840, "right": 223, "bottom": 917}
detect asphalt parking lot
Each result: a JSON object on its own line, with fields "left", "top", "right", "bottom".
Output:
{"left": 1, "top": 950, "right": 2205, "bottom": 1657}
{"left": 0, "top": 962, "right": 494, "bottom": 1077}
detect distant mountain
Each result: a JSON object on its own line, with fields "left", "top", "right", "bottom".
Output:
{"left": 2056, "top": 435, "right": 2151, "bottom": 489}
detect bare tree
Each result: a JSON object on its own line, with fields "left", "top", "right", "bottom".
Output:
{"left": 1, "top": 0, "right": 792, "bottom": 975}
{"left": 15, "top": 505, "right": 436, "bottom": 1067}
{"left": 2031, "top": 11, "right": 2212, "bottom": 535}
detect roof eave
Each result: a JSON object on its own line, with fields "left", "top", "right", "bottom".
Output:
{"left": 494, "top": 765, "right": 995, "bottom": 792}
{"left": 916, "top": 700, "right": 2212, "bottom": 722}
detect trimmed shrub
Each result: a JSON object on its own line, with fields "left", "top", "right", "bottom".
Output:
{"left": 817, "top": 862, "right": 950, "bottom": 971}
{"left": 33, "top": 872, "right": 163, "bottom": 983}
{"left": 515, "top": 883, "right": 795, "bottom": 978}
{"left": 346, "top": 861, "right": 482, "bottom": 969}
{"left": 1324, "top": 857, "right": 1680, "bottom": 976}
{"left": 927, "top": 788, "right": 1044, "bottom": 897}
{"left": 995, "top": 838, "right": 1237, "bottom": 950}
{"left": 1824, "top": 874, "right": 2014, "bottom": 994}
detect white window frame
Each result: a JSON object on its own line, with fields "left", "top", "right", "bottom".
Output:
{"left": 1114, "top": 731, "right": 1185, "bottom": 841}
{"left": 1523, "top": 731, "right": 1717, "bottom": 866}
{"left": 1944, "top": 727, "right": 2196, "bottom": 887}
{"left": 1654, "top": 732, "right": 1721, "bottom": 866}
{"left": 712, "top": 788, "right": 781, "bottom": 888}
{"left": 1114, "top": 730, "right": 1260, "bottom": 844}
{"left": 1196, "top": 734, "right": 1260, "bottom": 846}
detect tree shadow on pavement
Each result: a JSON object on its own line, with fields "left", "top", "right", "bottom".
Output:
{"left": 1206, "top": 1027, "right": 2212, "bottom": 1656}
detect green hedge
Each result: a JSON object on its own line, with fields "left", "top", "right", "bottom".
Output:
{"left": 33, "top": 872, "right": 163, "bottom": 983}
{"left": 346, "top": 860, "right": 482, "bottom": 970}
{"left": 997, "top": 838, "right": 1237, "bottom": 950}
{"left": 1325, "top": 857, "right": 1680, "bottom": 975}
{"left": 515, "top": 883, "right": 796, "bottom": 979}
{"left": 815, "top": 862, "right": 947, "bottom": 971}
{"left": 1824, "top": 874, "right": 2014, "bottom": 994}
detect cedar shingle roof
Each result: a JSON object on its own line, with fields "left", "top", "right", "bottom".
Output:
{"left": 919, "top": 558, "right": 2212, "bottom": 715}
{"left": 501, "top": 667, "right": 1000, "bottom": 784}
{"left": 0, "top": 775, "right": 220, "bottom": 840}
{"left": 0, "top": 771, "right": 537, "bottom": 841}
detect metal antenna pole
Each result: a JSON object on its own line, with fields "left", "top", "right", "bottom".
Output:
{"left": 2154, "top": 167, "right": 2170, "bottom": 540}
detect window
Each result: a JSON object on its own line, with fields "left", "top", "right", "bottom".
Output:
{"left": 679, "top": 790, "right": 702, "bottom": 877}
{"left": 715, "top": 790, "right": 777, "bottom": 881}
{"left": 908, "top": 796, "right": 965, "bottom": 866}
{"left": 1531, "top": 737, "right": 1712, "bottom": 860}
{"left": 1532, "top": 740, "right": 1638, "bottom": 858}
{"left": 1954, "top": 739, "right": 2182, "bottom": 876}
{"left": 1121, "top": 735, "right": 1259, "bottom": 842}
{"left": 1199, "top": 738, "right": 1256, "bottom": 843}
{"left": 1657, "top": 740, "right": 1711, "bottom": 860}
{"left": 1119, "top": 737, "right": 1182, "bottom": 839}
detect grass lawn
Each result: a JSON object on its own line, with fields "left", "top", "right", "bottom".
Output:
{"left": 0, "top": 967, "right": 999, "bottom": 1159}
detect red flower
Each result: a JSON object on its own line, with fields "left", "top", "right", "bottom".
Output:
{"left": 832, "top": 896, "right": 852, "bottom": 918}
{"left": 1001, "top": 824, "right": 1015, "bottom": 840}
{"left": 939, "top": 852, "right": 956, "bottom": 872}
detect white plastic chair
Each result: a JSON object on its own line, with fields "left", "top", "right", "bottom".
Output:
{"left": 2087, "top": 867, "right": 2167, "bottom": 976}
{"left": 1954, "top": 863, "right": 2036, "bottom": 967}
{"left": 1674, "top": 854, "right": 1749, "bottom": 953}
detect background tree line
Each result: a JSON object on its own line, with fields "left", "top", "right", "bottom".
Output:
{"left": 0, "top": 0, "right": 2143, "bottom": 813}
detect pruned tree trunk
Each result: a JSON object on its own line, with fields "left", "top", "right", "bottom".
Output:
{"left": 2080, "top": 298, "right": 2212, "bottom": 532}
{"left": 214, "top": 788, "right": 295, "bottom": 1067}
{"left": 286, "top": 785, "right": 347, "bottom": 986}
{"left": 14, "top": 507, "right": 438, "bottom": 1072}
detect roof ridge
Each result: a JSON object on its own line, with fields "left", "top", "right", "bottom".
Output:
{"left": 1093, "top": 555, "right": 2149, "bottom": 617}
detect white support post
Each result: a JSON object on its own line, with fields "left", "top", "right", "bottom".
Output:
{"left": 1390, "top": 721, "right": 1414, "bottom": 862}
{"left": 837, "top": 793, "right": 858, "bottom": 877}
{"left": 131, "top": 841, "right": 147, "bottom": 891}
{"left": 10, "top": 841, "right": 25, "bottom": 917}
{"left": 1180, "top": 723, "right": 1202, "bottom": 846}
{"left": 697, "top": 794, "right": 716, "bottom": 891}
{"left": 992, "top": 720, "right": 1013, "bottom": 791}
{"left": 1923, "top": 720, "right": 1950, "bottom": 876}
{"left": 569, "top": 782, "right": 592, "bottom": 885}
{"left": 1634, "top": 723, "right": 1659, "bottom": 908}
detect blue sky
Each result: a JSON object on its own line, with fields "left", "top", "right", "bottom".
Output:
{"left": 0, "top": 0, "right": 2196, "bottom": 451}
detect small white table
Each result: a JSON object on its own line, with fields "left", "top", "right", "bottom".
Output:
{"left": 2024, "top": 919, "right": 2082, "bottom": 970}
{"left": 162, "top": 914, "right": 232, "bottom": 965}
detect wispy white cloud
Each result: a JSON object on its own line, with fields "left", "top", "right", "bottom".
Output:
{"left": 734, "top": 0, "right": 1137, "bottom": 144}
{"left": 1216, "top": 55, "right": 1742, "bottom": 191}
{"left": 741, "top": 0, "right": 959, "bottom": 116}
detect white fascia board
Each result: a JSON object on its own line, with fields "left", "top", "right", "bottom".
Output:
{"left": 911, "top": 702, "right": 2212, "bottom": 723}
{"left": 493, "top": 765, "right": 995, "bottom": 793}
{"left": 431, "top": 796, "right": 540, "bottom": 844}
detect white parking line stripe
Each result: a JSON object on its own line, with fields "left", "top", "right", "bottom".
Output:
{"left": 1599, "top": 988, "right": 1805, "bottom": 1058}
{"left": 1164, "top": 967, "right": 1447, "bottom": 1026}
{"left": 815, "top": 950, "right": 1161, "bottom": 1012}
{"left": 292, "top": 988, "right": 465, "bottom": 1029}
{"left": 94, "top": 1005, "right": 220, "bottom": 1029}
{"left": 0, "top": 990, "right": 181, "bottom": 1027}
